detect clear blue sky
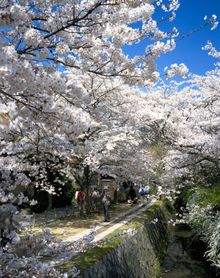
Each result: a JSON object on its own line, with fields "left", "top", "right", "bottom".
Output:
{"left": 123, "top": 0, "right": 220, "bottom": 76}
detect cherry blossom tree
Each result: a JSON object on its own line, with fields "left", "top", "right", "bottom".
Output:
{"left": 162, "top": 67, "right": 220, "bottom": 184}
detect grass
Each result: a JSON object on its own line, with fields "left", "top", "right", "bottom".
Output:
{"left": 30, "top": 216, "right": 102, "bottom": 239}
{"left": 58, "top": 238, "right": 122, "bottom": 272}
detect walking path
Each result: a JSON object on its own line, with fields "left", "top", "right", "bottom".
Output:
{"left": 62, "top": 197, "right": 156, "bottom": 244}
{"left": 93, "top": 200, "right": 154, "bottom": 243}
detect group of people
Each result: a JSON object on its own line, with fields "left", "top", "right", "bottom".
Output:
{"left": 75, "top": 186, "right": 111, "bottom": 222}
{"left": 75, "top": 183, "right": 150, "bottom": 222}
{"left": 127, "top": 184, "right": 149, "bottom": 205}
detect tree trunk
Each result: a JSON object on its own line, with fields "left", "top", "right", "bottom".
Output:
{"left": 83, "top": 165, "right": 91, "bottom": 215}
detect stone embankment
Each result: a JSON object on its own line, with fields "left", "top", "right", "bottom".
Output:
{"left": 59, "top": 201, "right": 171, "bottom": 278}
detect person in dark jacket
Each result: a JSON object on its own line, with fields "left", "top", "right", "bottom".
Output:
{"left": 128, "top": 185, "right": 137, "bottom": 204}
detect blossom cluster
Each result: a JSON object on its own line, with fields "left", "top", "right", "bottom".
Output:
{"left": 165, "top": 63, "right": 189, "bottom": 78}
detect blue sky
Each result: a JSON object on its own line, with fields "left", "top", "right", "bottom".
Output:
{"left": 123, "top": 0, "right": 220, "bottom": 76}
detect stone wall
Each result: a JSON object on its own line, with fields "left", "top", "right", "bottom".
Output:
{"left": 79, "top": 202, "right": 170, "bottom": 278}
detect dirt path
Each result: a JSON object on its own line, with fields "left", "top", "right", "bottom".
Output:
{"left": 29, "top": 198, "right": 153, "bottom": 241}
{"left": 63, "top": 198, "right": 156, "bottom": 244}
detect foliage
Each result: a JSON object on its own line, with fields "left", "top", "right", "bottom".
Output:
{"left": 188, "top": 185, "right": 220, "bottom": 208}
{"left": 179, "top": 184, "right": 220, "bottom": 268}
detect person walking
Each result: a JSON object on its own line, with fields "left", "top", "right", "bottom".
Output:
{"left": 128, "top": 185, "right": 137, "bottom": 205}
{"left": 75, "top": 188, "right": 85, "bottom": 216}
{"left": 138, "top": 185, "right": 146, "bottom": 203}
{"left": 144, "top": 185, "right": 150, "bottom": 199}
{"left": 102, "top": 186, "right": 111, "bottom": 222}
{"left": 91, "top": 187, "right": 100, "bottom": 212}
